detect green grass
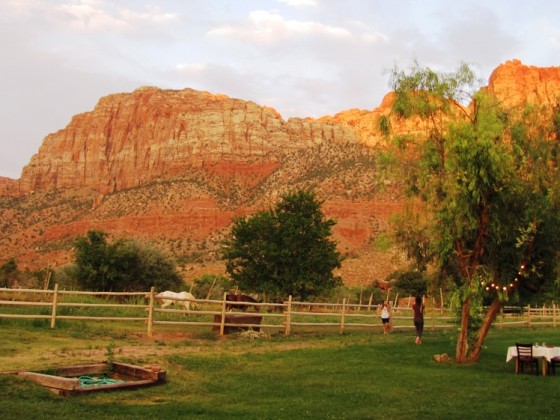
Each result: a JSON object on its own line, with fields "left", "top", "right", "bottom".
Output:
{"left": 1, "top": 323, "right": 560, "bottom": 419}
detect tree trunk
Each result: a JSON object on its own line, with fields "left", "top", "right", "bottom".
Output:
{"left": 467, "top": 297, "right": 502, "bottom": 362}
{"left": 455, "top": 295, "right": 471, "bottom": 363}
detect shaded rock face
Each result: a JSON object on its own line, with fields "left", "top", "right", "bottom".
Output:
{"left": 1, "top": 60, "right": 559, "bottom": 285}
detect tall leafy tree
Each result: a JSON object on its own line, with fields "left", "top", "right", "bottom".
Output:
{"left": 388, "top": 62, "right": 560, "bottom": 362}
{"left": 222, "top": 190, "right": 342, "bottom": 300}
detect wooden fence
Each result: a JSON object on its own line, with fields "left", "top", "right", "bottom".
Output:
{"left": 0, "top": 286, "right": 558, "bottom": 336}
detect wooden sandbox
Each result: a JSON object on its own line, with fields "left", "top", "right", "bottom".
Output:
{"left": 16, "top": 361, "right": 166, "bottom": 396}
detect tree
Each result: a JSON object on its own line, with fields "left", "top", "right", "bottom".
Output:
{"left": 390, "top": 269, "right": 428, "bottom": 298}
{"left": 0, "top": 258, "right": 18, "bottom": 287}
{"left": 388, "top": 62, "right": 560, "bottom": 362}
{"left": 73, "top": 230, "right": 182, "bottom": 292}
{"left": 221, "top": 190, "right": 343, "bottom": 300}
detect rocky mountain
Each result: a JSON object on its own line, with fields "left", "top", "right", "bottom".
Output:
{"left": 1, "top": 59, "right": 559, "bottom": 286}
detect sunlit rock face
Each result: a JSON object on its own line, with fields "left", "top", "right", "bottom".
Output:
{"left": 487, "top": 59, "right": 560, "bottom": 108}
{"left": 15, "top": 87, "right": 358, "bottom": 195}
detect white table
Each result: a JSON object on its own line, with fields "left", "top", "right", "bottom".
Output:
{"left": 506, "top": 345, "right": 560, "bottom": 375}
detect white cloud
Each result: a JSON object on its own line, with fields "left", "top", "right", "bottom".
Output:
{"left": 208, "top": 10, "right": 351, "bottom": 44}
{"left": 175, "top": 62, "right": 208, "bottom": 73}
{"left": 120, "top": 6, "right": 178, "bottom": 25}
{"left": 3, "top": 0, "right": 179, "bottom": 33}
{"left": 277, "top": 0, "right": 318, "bottom": 7}
{"left": 57, "top": 1, "right": 127, "bottom": 31}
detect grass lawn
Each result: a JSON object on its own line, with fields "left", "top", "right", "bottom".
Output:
{"left": 1, "top": 320, "right": 559, "bottom": 419}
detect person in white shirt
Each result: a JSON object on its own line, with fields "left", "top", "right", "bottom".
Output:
{"left": 379, "top": 301, "right": 392, "bottom": 334}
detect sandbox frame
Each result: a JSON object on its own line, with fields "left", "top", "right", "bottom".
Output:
{"left": 16, "top": 361, "right": 166, "bottom": 396}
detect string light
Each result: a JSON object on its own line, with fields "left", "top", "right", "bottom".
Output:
{"left": 481, "top": 263, "right": 528, "bottom": 293}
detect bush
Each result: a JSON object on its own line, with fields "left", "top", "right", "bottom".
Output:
{"left": 72, "top": 230, "right": 182, "bottom": 292}
{"left": 191, "top": 274, "right": 231, "bottom": 300}
{"left": 389, "top": 269, "right": 428, "bottom": 298}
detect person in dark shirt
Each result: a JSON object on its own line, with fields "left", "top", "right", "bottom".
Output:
{"left": 412, "top": 296, "right": 425, "bottom": 345}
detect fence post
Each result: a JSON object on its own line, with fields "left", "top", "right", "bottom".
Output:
{"left": 431, "top": 306, "right": 435, "bottom": 331}
{"left": 220, "top": 292, "right": 227, "bottom": 336}
{"left": 284, "top": 295, "right": 292, "bottom": 336}
{"left": 499, "top": 308, "right": 503, "bottom": 328}
{"left": 554, "top": 303, "right": 557, "bottom": 328}
{"left": 147, "top": 287, "right": 155, "bottom": 338}
{"left": 527, "top": 304, "right": 531, "bottom": 327}
{"left": 340, "top": 298, "right": 347, "bottom": 335}
{"left": 359, "top": 286, "right": 363, "bottom": 307}
{"left": 50, "top": 283, "right": 58, "bottom": 329}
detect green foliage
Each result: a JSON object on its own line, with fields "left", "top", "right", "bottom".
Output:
{"left": 0, "top": 258, "right": 42, "bottom": 288}
{"left": 388, "top": 62, "right": 560, "bottom": 360}
{"left": 72, "top": 230, "right": 182, "bottom": 292}
{"left": 372, "top": 233, "right": 393, "bottom": 251}
{"left": 449, "top": 281, "right": 484, "bottom": 349}
{"left": 392, "top": 208, "right": 433, "bottom": 272}
{"left": 391, "top": 63, "right": 560, "bottom": 295}
{"left": 0, "top": 258, "right": 17, "bottom": 287}
{"left": 221, "top": 190, "right": 342, "bottom": 301}
{"left": 104, "top": 341, "right": 116, "bottom": 374}
{"left": 390, "top": 61, "right": 478, "bottom": 117}
{"left": 55, "top": 264, "right": 80, "bottom": 290}
{"left": 390, "top": 270, "right": 428, "bottom": 298}
{"left": 191, "top": 274, "right": 231, "bottom": 299}
{"left": 332, "top": 284, "right": 385, "bottom": 305}
{"left": 378, "top": 115, "right": 391, "bottom": 136}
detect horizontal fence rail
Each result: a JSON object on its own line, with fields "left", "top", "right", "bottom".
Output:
{"left": 0, "top": 286, "right": 558, "bottom": 336}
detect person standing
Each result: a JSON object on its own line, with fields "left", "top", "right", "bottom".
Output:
{"left": 379, "top": 301, "right": 392, "bottom": 334}
{"left": 412, "top": 296, "right": 425, "bottom": 345}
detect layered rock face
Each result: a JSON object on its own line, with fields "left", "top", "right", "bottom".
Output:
{"left": 15, "top": 88, "right": 358, "bottom": 195}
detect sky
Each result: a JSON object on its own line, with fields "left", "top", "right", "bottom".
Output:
{"left": 1, "top": 0, "right": 559, "bottom": 179}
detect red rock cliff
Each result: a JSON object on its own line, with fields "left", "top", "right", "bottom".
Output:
{"left": 487, "top": 59, "right": 560, "bottom": 107}
{"left": 14, "top": 87, "right": 357, "bottom": 195}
